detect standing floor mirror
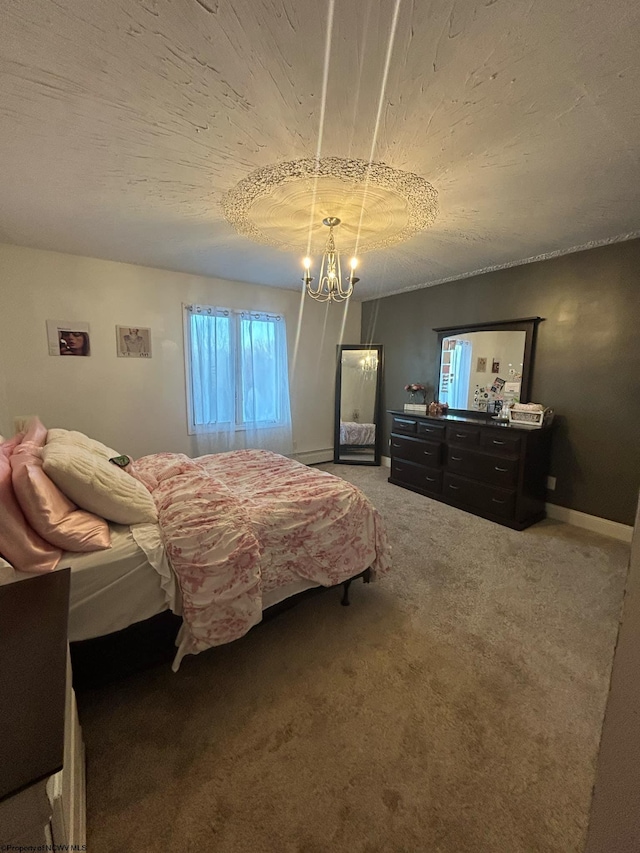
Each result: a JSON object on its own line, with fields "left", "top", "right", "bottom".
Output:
{"left": 334, "top": 344, "right": 383, "bottom": 466}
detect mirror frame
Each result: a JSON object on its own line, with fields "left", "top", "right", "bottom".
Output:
{"left": 334, "top": 344, "right": 384, "bottom": 466}
{"left": 433, "top": 317, "right": 543, "bottom": 414}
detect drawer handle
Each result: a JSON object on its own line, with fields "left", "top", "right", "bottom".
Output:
{"left": 448, "top": 484, "right": 460, "bottom": 490}
{"left": 455, "top": 433, "right": 467, "bottom": 439}
{"left": 392, "top": 442, "right": 402, "bottom": 447}
{"left": 423, "top": 450, "right": 434, "bottom": 456}
{"left": 492, "top": 498, "right": 507, "bottom": 504}
{"left": 492, "top": 440, "right": 506, "bottom": 446}
{"left": 494, "top": 466, "right": 508, "bottom": 472}
{"left": 451, "top": 455, "right": 462, "bottom": 461}
{"left": 425, "top": 476, "right": 436, "bottom": 482}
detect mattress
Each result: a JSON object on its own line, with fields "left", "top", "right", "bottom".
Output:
{"left": 0, "top": 524, "right": 175, "bottom": 641}
{"left": 0, "top": 524, "right": 320, "bottom": 643}
{"left": 65, "top": 523, "right": 177, "bottom": 641}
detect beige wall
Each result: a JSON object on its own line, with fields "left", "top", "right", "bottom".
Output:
{"left": 0, "top": 244, "right": 361, "bottom": 460}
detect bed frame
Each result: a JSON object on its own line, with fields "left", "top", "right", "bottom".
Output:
{"left": 70, "top": 568, "right": 372, "bottom": 689}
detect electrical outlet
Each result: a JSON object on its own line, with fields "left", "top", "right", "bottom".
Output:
{"left": 547, "top": 476, "right": 556, "bottom": 491}
{"left": 14, "top": 415, "right": 36, "bottom": 433}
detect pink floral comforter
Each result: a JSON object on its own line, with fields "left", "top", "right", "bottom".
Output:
{"left": 133, "top": 450, "right": 391, "bottom": 666}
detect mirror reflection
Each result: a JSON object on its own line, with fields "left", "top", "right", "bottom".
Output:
{"left": 335, "top": 347, "right": 381, "bottom": 464}
{"left": 439, "top": 330, "right": 526, "bottom": 413}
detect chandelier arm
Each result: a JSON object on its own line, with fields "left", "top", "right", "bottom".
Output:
{"left": 306, "top": 278, "right": 327, "bottom": 298}
{"left": 306, "top": 281, "right": 332, "bottom": 302}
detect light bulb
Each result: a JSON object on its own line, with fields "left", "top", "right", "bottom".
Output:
{"left": 350, "top": 257, "right": 358, "bottom": 270}
{"left": 303, "top": 257, "right": 311, "bottom": 270}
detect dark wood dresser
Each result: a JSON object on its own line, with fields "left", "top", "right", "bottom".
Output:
{"left": 388, "top": 410, "right": 553, "bottom": 530}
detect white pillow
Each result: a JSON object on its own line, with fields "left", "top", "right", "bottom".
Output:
{"left": 42, "top": 443, "right": 157, "bottom": 525}
{"left": 46, "top": 428, "right": 120, "bottom": 460}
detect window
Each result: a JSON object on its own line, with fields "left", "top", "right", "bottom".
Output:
{"left": 184, "top": 305, "right": 291, "bottom": 434}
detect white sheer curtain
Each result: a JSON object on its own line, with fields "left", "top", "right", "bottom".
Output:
{"left": 188, "top": 306, "right": 234, "bottom": 428}
{"left": 185, "top": 304, "right": 293, "bottom": 457}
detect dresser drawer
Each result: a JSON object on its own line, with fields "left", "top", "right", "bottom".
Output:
{"left": 446, "top": 447, "right": 518, "bottom": 489}
{"left": 390, "top": 434, "right": 442, "bottom": 468}
{"left": 480, "top": 430, "right": 522, "bottom": 456}
{"left": 391, "top": 416, "right": 417, "bottom": 436}
{"left": 391, "top": 460, "right": 442, "bottom": 495}
{"left": 443, "top": 473, "right": 515, "bottom": 519}
{"left": 417, "top": 421, "right": 445, "bottom": 439}
{"left": 446, "top": 424, "right": 480, "bottom": 447}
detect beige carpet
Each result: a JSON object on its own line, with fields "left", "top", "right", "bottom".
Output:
{"left": 78, "top": 465, "right": 630, "bottom": 853}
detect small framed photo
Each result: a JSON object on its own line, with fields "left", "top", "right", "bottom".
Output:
{"left": 492, "top": 359, "right": 500, "bottom": 373}
{"left": 476, "top": 357, "right": 487, "bottom": 373}
{"left": 117, "top": 326, "right": 152, "bottom": 358}
{"left": 47, "top": 320, "right": 91, "bottom": 356}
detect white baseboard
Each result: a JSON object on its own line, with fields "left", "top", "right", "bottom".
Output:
{"left": 294, "top": 449, "right": 334, "bottom": 466}
{"left": 381, "top": 454, "right": 391, "bottom": 468}
{"left": 545, "top": 503, "right": 633, "bottom": 542}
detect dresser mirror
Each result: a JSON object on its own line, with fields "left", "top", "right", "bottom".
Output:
{"left": 434, "top": 318, "right": 542, "bottom": 414}
{"left": 334, "top": 344, "right": 383, "bottom": 465}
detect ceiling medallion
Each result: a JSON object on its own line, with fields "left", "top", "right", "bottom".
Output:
{"left": 220, "top": 157, "right": 438, "bottom": 255}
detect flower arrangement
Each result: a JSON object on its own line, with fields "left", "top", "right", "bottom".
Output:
{"left": 404, "top": 382, "right": 427, "bottom": 402}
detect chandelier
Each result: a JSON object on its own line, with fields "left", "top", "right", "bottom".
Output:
{"left": 360, "top": 353, "right": 378, "bottom": 374}
{"left": 301, "top": 217, "right": 359, "bottom": 303}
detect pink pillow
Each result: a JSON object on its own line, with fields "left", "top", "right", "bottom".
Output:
{"left": 20, "top": 417, "right": 47, "bottom": 448}
{"left": 0, "top": 433, "right": 25, "bottom": 456}
{"left": 12, "top": 452, "right": 111, "bottom": 554}
{"left": 0, "top": 437, "right": 62, "bottom": 573}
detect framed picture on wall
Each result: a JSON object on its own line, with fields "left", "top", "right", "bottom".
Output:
{"left": 476, "top": 357, "right": 487, "bottom": 372}
{"left": 492, "top": 359, "right": 500, "bottom": 373}
{"left": 116, "top": 326, "right": 152, "bottom": 358}
{"left": 46, "top": 320, "right": 91, "bottom": 356}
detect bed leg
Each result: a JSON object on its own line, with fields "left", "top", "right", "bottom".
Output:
{"left": 341, "top": 569, "right": 372, "bottom": 606}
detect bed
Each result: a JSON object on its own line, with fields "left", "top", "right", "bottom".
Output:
{"left": 339, "top": 421, "right": 376, "bottom": 447}
{"left": 0, "top": 432, "right": 391, "bottom": 671}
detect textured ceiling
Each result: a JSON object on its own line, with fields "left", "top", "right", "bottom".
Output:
{"left": 0, "top": 0, "right": 639, "bottom": 301}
